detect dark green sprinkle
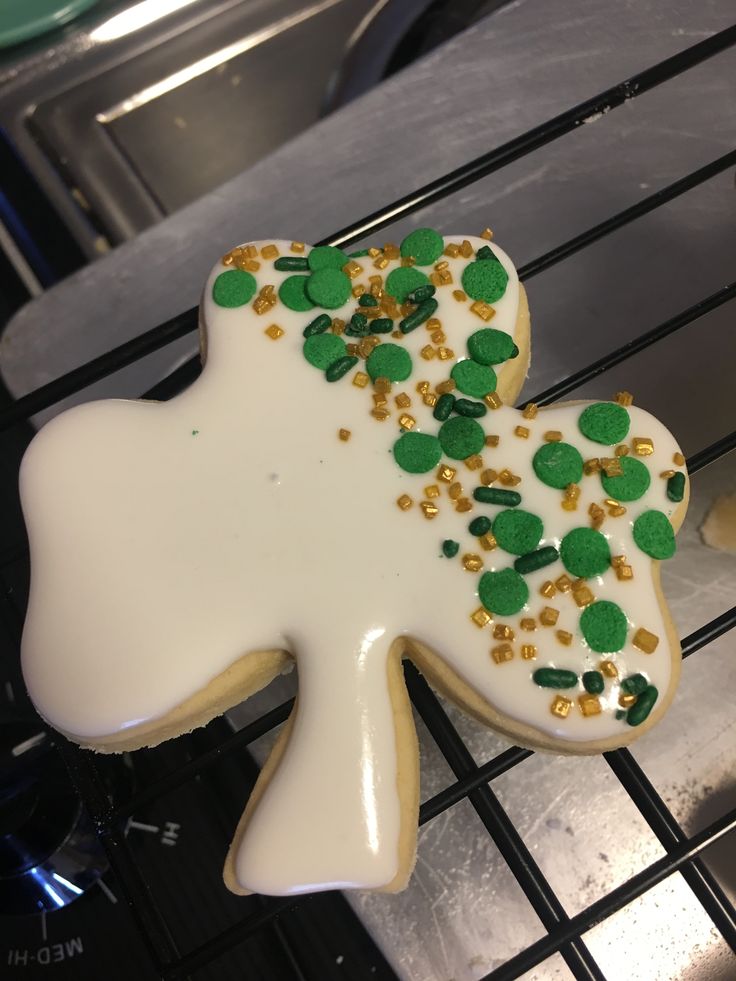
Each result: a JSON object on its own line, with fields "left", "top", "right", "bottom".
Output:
{"left": 407, "top": 284, "right": 436, "bottom": 304}
{"left": 442, "top": 539, "right": 460, "bottom": 558}
{"left": 358, "top": 294, "right": 378, "bottom": 307}
{"left": 583, "top": 670, "right": 605, "bottom": 695}
{"left": 325, "top": 355, "right": 358, "bottom": 382}
{"left": 370, "top": 318, "right": 394, "bottom": 334}
{"left": 667, "top": 471, "right": 686, "bottom": 502}
{"left": 349, "top": 249, "right": 370, "bottom": 257}
{"left": 399, "top": 298, "right": 439, "bottom": 334}
{"left": 274, "top": 256, "right": 309, "bottom": 271}
{"left": 473, "top": 487, "right": 522, "bottom": 507}
{"left": 468, "top": 516, "right": 492, "bottom": 536}
{"left": 302, "top": 313, "right": 332, "bottom": 337}
{"left": 615, "top": 710, "right": 626, "bottom": 721}
{"left": 345, "top": 313, "right": 370, "bottom": 336}
{"left": 475, "top": 245, "right": 500, "bottom": 262}
{"left": 433, "top": 393, "right": 455, "bottom": 421}
{"left": 454, "top": 398, "right": 487, "bottom": 418}
{"left": 533, "top": 668, "right": 578, "bottom": 689}
{"left": 513, "top": 546, "right": 559, "bottom": 574}
{"left": 626, "top": 686, "right": 658, "bottom": 726}
{"left": 622, "top": 673, "right": 649, "bottom": 696}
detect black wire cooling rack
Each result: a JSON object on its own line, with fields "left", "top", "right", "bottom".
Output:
{"left": 2, "top": 23, "right": 736, "bottom": 981}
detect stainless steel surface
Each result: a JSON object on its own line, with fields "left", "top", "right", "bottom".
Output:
{"left": 2, "top": 0, "right": 736, "bottom": 977}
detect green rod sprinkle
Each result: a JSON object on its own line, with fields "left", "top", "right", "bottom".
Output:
{"left": 399, "top": 298, "right": 438, "bottom": 334}
{"left": 325, "top": 355, "right": 358, "bottom": 382}
{"left": 349, "top": 249, "right": 370, "bottom": 257}
{"left": 274, "top": 256, "right": 310, "bottom": 271}
{"left": 533, "top": 668, "right": 578, "bottom": 689}
{"left": 626, "top": 686, "right": 658, "bottom": 727}
{"left": 370, "top": 318, "right": 394, "bottom": 334}
{"left": 358, "top": 294, "right": 379, "bottom": 307}
{"left": 407, "top": 284, "right": 437, "bottom": 304}
{"left": 433, "top": 393, "right": 455, "bottom": 421}
{"left": 454, "top": 398, "right": 487, "bottom": 418}
{"left": 442, "top": 539, "right": 460, "bottom": 558}
{"left": 667, "top": 472, "right": 686, "bottom": 502}
{"left": 473, "top": 487, "right": 522, "bottom": 507}
{"left": 302, "top": 314, "right": 332, "bottom": 337}
{"left": 513, "top": 546, "right": 559, "bottom": 574}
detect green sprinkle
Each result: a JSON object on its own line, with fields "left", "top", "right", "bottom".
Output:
{"left": 345, "top": 313, "right": 370, "bottom": 336}
{"left": 366, "top": 343, "right": 412, "bottom": 382}
{"left": 622, "top": 673, "right": 649, "bottom": 696}
{"left": 400, "top": 228, "right": 444, "bottom": 265}
{"left": 626, "top": 686, "right": 658, "bottom": 727}
{"left": 493, "top": 509, "right": 543, "bottom": 555}
{"left": 370, "top": 318, "right": 395, "bottom": 334}
{"left": 467, "top": 328, "right": 518, "bottom": 366}
{"left": 533, "top": 668, "right": 578, "bottom": 689}
{"left": 478, "top": 568, "right": 529, "bottom": 615}
{"left": 454, "top": 398, "right": 487, "bottom": 418}
{"left": 307, "top": 245, "right": 349, "bottom": 271}
{"left": 560, "top": 527, "right": 611, "bottom": 578}
{"left": 475, "top": 245, "right": 499, "bottom": 262}
{"left": 399, "top": 298, "right": 438, "bottom": 334}
{"left": 385, "top": 267, "right": 430, "bottom": 303}
{"left": 279, "top": 274, "right": 314, "bottom": 312}
{"left": 358, "top": 294, "right": 378, "bottom": 307}
{"left": 582, "top": 670, "right": 604, "bottom": 695}
{"left": 513, "top": 546, "right": 559, "bottom": 574}
{"left": 433, "top": 393, "right": 455, "bottom": 421}
{"left": 601, "top": 457, "right": 651, "bottom": 501}
{"left": 632, "top": 510, "right": 676, "bottom": 559}
{"left": 473, "top": 487, "right": 522, "bottom": 507}
{"left": 325, "top": 355, "right": 358, "bottom": 382}
{"left": 468, "top": 516, "right": 492, "bottom": 536}
{"left": 212, "top": 269, "right": 256, "bottom": 307}
{"left": 667, "top": 471, "right": 686, "bottom": 502}
{"left": 578, "top": 402, "right": 630, "bottom": 445}
{"left": 451, "top": 360, "right": 497, "bottom": 398}
{"left": 274, "top": 256, "right": 309, "bottom": 271}
{"left": 306, "top": 268, "right": 351, "bottom": 309}
{"left": 438, "top": 416, "right": 486, "bottom": 460}
{"left": 533, "top": 442, "right": 584, "bottom": 490}
{"left": 191, "top": 429, "right": 199, "bottom": 436}
{"left": 407, "top": 284, "right": 437, "bottom": 304}
{"left": 442, "top": 539, "right": 460, "bottom": 558}
{"left": 393, "top": 432, "right": 442, "bottom": 473}
{"left": 302, "top": 313, "right": 332, "bottom": 337}
{"left": 615, "top": 709, "right": 626, "bottom": 721}
{"left": 349, "top": 248, "right": 370, "bottom": 258}
{"left": 461, "top": 259, "right": 509, "bottom": 303}
{"left": 303, "top": 333, "right": 346, "bottom": 370}
{"left": 580, "top": 601, "right": 628, "bottom": 653}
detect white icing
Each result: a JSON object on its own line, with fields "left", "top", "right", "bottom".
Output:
{"left": 19, "top": 236, "right": 686, "bottom": 896}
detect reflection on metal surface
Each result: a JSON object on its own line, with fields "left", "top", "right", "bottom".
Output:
{"left": 90, "top": 0, "right": 200, "bottom": 43}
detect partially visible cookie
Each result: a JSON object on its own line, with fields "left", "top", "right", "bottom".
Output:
{"left": 701, "top": 493, "right": 736, "bottom": 553}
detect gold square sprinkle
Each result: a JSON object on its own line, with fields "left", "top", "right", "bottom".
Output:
{"left": 423, "top": 393, "right": 438, "bottom": 407}
{"left": 615, "top": 444, "right": 629, "bottom": 457}
{"left": 616, "top": 564, "right": 634, "bottom": 581}
{"left": 579, "top": 694, "right": 602, "bottom": 717}
{"left": 455, "top": 497, "right": 473, "bottom": 513}
{"left": 632, "top": 627, "right": 659, "bottom": 654}
{"left": 399, "top": 413, "right": 416, "bottom": 430}
{"left": 600, "top": 659, "right": 618, "bottom": 678}
{"left": 521, "top": 644, "right": 537, "bottom": 660}
{"left": 544, "top": 430, "right": 563, "bottom": 442}
{"left": 555, "top": 574, "right": 572, "bottom": 593}
{"left": 260, "top": 244, "right": 279, "bottom": 259}
{"left": 540, "top": 580, "right": 557, "bottom": 599}
{"left": 352, "top": 371, "right": 369, "bottom": 388}
{"left": 338, "top": 428, "right": 351, "bottom": 442}
{"left": 515, "top": 425, "right": 530, "bottom": 439}
{"left": 479, "top": 532, "right": 497, "bottom": 551}
{"left": 494, "top": 624, "right": 514, "bottom": 641}
{"left": 438, "top": 347, "right": 455, "bottom": 361}
{"left": 424, "top": 484, "right": 440, "bottom": 499}
{"left": 371, "top": 407, "right": 390, "bottom": 421}
{"left": 480, "top": 468, "right": 498, "bottom": 485}
{"left": 397, "top": 494, "right": 413, "bottom": 511}
{"left": 416, "top": 380, "right": 430, "bottom": 394}
{"left": 614, "top": 391, "right": 634, "bottom": 406}
{"left": 556, "top": 630, "right": 573, "bottom": 646}
{"left": 673, "top": 452, "right": 685, "bottom": 466}
{"left": 484, "top": 392, "right": 503, "bottom": 410}
{"left": 583, "top": 458, "right": 601, "bottom": 475}
{"left": 471, "top": 607, "right": 492, "bottom": 628}
{"left": 550, "top": 695, "right": 572, "bottom": 719}
{"left": 453, "top": 289, "right": 467, "bottom": 302}
{"left": 618, "top": 692, "right": 637, "bottom": 708}
{"left": 480, "top": 227, "right": 494, "bottom": 240}
{"left": 540, "top": 607, "right": 560, "bottom": 626}
{"left": 470, "top": 300, "right": 495, "bottom": 321}
{"left": 264, "top": 324, "right": 284, "bottom": 340}
{"left": 437, "top": 464, "right": 456, "bottom": 483}
{"left": 573, "top": 585, "right": 594, "bottom": 607}
{"left": 374, "top": 376, "right": 392, "bottom": 394}
{"left": 448, "top": 482, "right": 463, "bottom": 500}
{"left": 491, "top": 643, "right": 514, "bottom": 664}
{"left": 290, "top": 241, "right": 305, "bottom": 253}
{"left": 633, "top": 437, "right": 654, "bottom": 456}
{"left": 421, "top": 344, "right": 436, "bottom": 360}
{"left": 522, "top": 403, "right": 539, "bottom": 420}
{"left": 465, "top": 454, "right": 483, "bottom": 471}
{"left": 436, "top": 379, "right": 456, "bottom": 395}
{"left": 485, "top": 434, "right": 500, "bottom": 447}
{"left": 463, "top": 553, "right": 483, "bottom": 572}
{"left": 421, "top": 501, "right": 439, "bottom": 519}
{"left": 520, "top": 618, "right": 537, "bottom": 631}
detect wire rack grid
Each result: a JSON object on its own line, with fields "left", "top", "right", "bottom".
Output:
{"left": 2, "top": 23, "right": 736, "bottom": 981}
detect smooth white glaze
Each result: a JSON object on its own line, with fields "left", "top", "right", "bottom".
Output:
{"left": 20, "top": 236, "right": 685, "bottom": 895}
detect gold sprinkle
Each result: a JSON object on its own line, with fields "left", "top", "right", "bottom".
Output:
{"left": 374, "top": 376, "right": 392, "bottom": 394}
{"left": 236, "top": 256, "right": 260, "bottom": 272}
{"left": 515, "top": 425, "right": 530, "bottom": 439}
{"left": 556, "top": 630, "right": 573, "bottom": 646}
{"left": 421, "top": 501, "right": 439, "bottom": 520}
{"left": 371, "top": 407, "right": 390, "bottom": 421}
{"left": 561, "top": 500, "right": 577, "bottom": 512}
{"left": 491, "top": 643, "right": 514, "bottom": 664}
{"left": 437, "top": 464, "right": 456, "bottom": 483}
{"left": 479, "top": 532, "right": 497, "bottom": 550}
{"left": 458, "top": 239, "right": 472, "bottom": 258}
{"left": 290, "top": 241, "right": 305, "bottom": 253}
{"left": 633, "top": 437, "right": 654, "bottom": 456}
{"left": 444, "top": 242, "right": 461, "bottom": 258}
{"left": 264, "top": 324, "right": 284, "bottom": 340}
{"left": 588, "top": 503, "right": 605, "bottom": 527}
{"left": 438, "top": 346, "right": 455, "bottom": 361}
{"left": 601, "top": 457, "right": 623, "bottom": 477}
{"left": 544, "top": 430, "right": 563, "bottom": 443}
{"left": 436, "top": 379, "right": 456, "bottom": 395}
{"left": 522, "top": 403, "right": 538, "bottom": 420}
{"left": 604, "top": 497, "right": 620, "bottom": 509}
{"left": 430, "top": 272, "right": 443, "bottom": 287}
{"left": 421, "top": 344, "right": 436, "bottom": 360}
{"left": 484, "top": 392, "right": 503, "bottom": 410}
{"left": 498, "top": 469, "right": 519, "bottom": 486}
{"left": 609, "top": 505, "right": 627, "bottom": 517}
{"left": 600, "top": 660, "right": 618, "bottom": 679}
{"left": 470, "top": 300, "right": 495, "bottom": 321}
{"left": 564, "top": 483, "right": 581, "bottom": 501}
{"left": 368, "top": 247, "right": 381, "bottom": 258}
{"left": 370, "top": 283, "right": 383, "bottom": 298}
{"left": 351, "top": 284, "right": 365, "bottom": 299}
{"left": 480, "top": 468, "right": 498, "bottom": 485}
{"left": 615, "top": 444, "right": 630, "bottom": 457}
{"left": 373, "top": 256, "right": 389, "bottom": 269}
{"left": 583, "top": 458, "right": 601, "bottom": 475}
{"left": 465, "top": 454, "right": 483, "bottom": 471}
{"left": 394, "top": 393, "right": 411, "bottom": 409}
{"left": 438, "top": 269, "right": 453, "bottom": 285}
{"left": 619, "top": 692, "right": 637, "bottom": 709}
{"left": 494, "top": 624, "right": 515, "bottom": 641}
{"left": 424, "top": 485, "right": 440, "bottom": 500}
{"left": 342, "top": 260, "right": 363, "bottom": 281}
{"left": 540, "top": 580, "right": 557, "bottom": 599}
{"left": 573, "top": 585, "right": 595, "bottom": 608}
{"left": 358, "top": 336, "right": 379, "bottom": 358}
{"left": 485, "top": 434, "right": 500, "bottom": 447}
{"left": 521, "top": 644, "right": 537, "bottom": 660}
{"left": 383, "top": 243, "right": 400, "bottom": 259}
{"left": 331, "top": 318, "right": 345, "bottom": 334}
{"left": 673, "top": 452, "right": 685, "bottom": 466}
{"left": 222, "top": 253, "right": 235, "bottom": 266}
{"left": 353, "top": 371, "right": 369, "bottom": 388}
{"left": 555, "top": 574, "right": 572, "bottom": 593}
{"left": 426, "top": 317, "right": 441, "bottom": 331}
{"left": 614, "top": 391, "right": 634, "bottom": 406}
{"left": 660, "top": 469, "right": 676, "bottom": 479}
{"left": 611, "top": 555, "right": 626, "bottom": 567}
{"left": 434, "top": 260, "right": 449, "bottom": 272}
{"left": 540, "top": 607, "right": 560, "bottom": 626}
{"left": 632, "top": 627, "right": 659, "bottom": 654}
{"left": 616, "top": 564, "right": 634, "bottom": 581}
{"left": 453, "top": 290, "right": 467, "bottom": 302}
{"left": 260, "top": 244, "right": 279, "bottom": 259}
{"left": 448, "top": 482, "right": 463, "bottom": 500}
{"left": 244, "top": 244, "right": 258, "bottom": 258}
{"left": 480, "top": 227, "right": 493, "bottom": 240}
{"left": 416, "top": 380, "right": 430, "bottom": 394}
{"left": 520, "top": 618, "right": 537, "bottom": 631}
{"left": 397, "top": 494, "right": 413, "bottom": 511}
{"left": 463, "top": 553, "right": 484, "bottom": 572}
{"left": 579, "top": 694, "right": 602, "bottom": 717}
{"left": 423, "top": 393, "right": 438, "bottom": 408}
{"left": 431, "top": 329, "right": 446, "bottom": 345}
{"left": 399, "top": 413, "right": 416, "bottom": 431}
{"left": 372, "top": 393, "right": 387, "bottom": 408}
{"left": 338, "top": 428, "right": 351, "bottom": 442}
{"left": 471, "top": 607, "right": 492, "bottom": 628}
{"left": 346, "top": 343, "right": 360, "bottom": 357}
{"left": 399, "top": 302, "right": 414, "bottom": 318}
{"left": 455, "top": 497, "right": 473, "bottom": 513}
{"left": 550, "top": 695, "right": 572, "bottom": 719}
{"left": 400, "top": 255, "right": 416, "bottom": 267}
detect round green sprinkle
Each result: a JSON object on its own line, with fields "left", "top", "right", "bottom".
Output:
{"left": 326, "top": 355, "right": 358, "bottom": 382}
{"left": 478, "top": 568, "right": 529, "bottom": 616}
{"left": 667, "top": 471, "right": 686, "bottom": 502}
{"left": 303, "top": 313, "right": 332, "bottom": 337}
{"left": 393, "top": 432, "right": 442, "bottom": 474}
{"left": 632, "top": 510, "right": 676, "bottom": 559}
{"left": 366, "top": 343, "right": 412, "bottom": 382}
{"left": 407, "top": 284, "right": 436, "bottom": 304}
{"left": 451, "top": 360, "right": 497, "bottom": 398}
{"left": 469, "top": 516, "right": 492, "bottom": 536}
{"left": 532, "top": 442, "right": 584, "bottom": 490}
{"left": 578, "top": 402, "right": 630, "bottom": 445}
{"left": 212, "top": 269, "right": 256, "bottom": 307}
{"left": 626, "top": 685, "right": 658, "bottom": 727}
{"left": 442, "top": 539, "right": 459, "bottom": 558}
{"left": 370, "top": 318, "right": 395, "bottom": 334}
{"left": 532, "top": 668, "right": 578, "bottom": 689}
{"left": 307, "top": 245, "right": 349, "bottom": 271}
{"left": 385, "top": 267, "right": 430, "bottom": 303}
{"left": 279, "top": 274, "right": 314, "bottom": 312}
{"left": 600, "top": 457, "right": 651, "bottom": 501}
{"left": 400, "top": 227, "right": 444, "bottom": 265}
{"left": 438, "top": 416, "right": 486, "bottom": 460}
{"left": 467, "top": 328, "right": 518, "bottom": 365}
{"left": 358, "top": 294, "right": 378, "bottom": 307}
{"left": 513, "top": 546, "right": 559, "bottom": 575}
{"left": 580, "top": 600, "right": 628, "bottom": 653}
{"left": 303, "top": 333, "right": 346, "bottom": 370}
{"left": 399, "top": 298, "right": 438, "bottom": 334}
{"left": 454, "top": 398, "right": 487, "bottom": 418}
{"left": 274, "top": 256, "right": 309, "bottom": 271}
{"left": 622, "top": 673, "right": 649, "bottom": 696}
{"left": 493, "top": 509, "right": 543, "bottom": 556}
{"left": 306, "top": 268, "right": 351, "bottom": 309}
{"left": 473, "top": 487, "right": 521, "bottom": 507}
{"left": 560, "top": 527, "right": 611, "bottom": 578}
{"left": 433, "top": 393, "right": 455, "bottom": 421}
{"left": 582, "top": 670, "right": 604, "bottom": 695}
{"left": 461, "top": 259, "right": 509, "bottom": 303}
